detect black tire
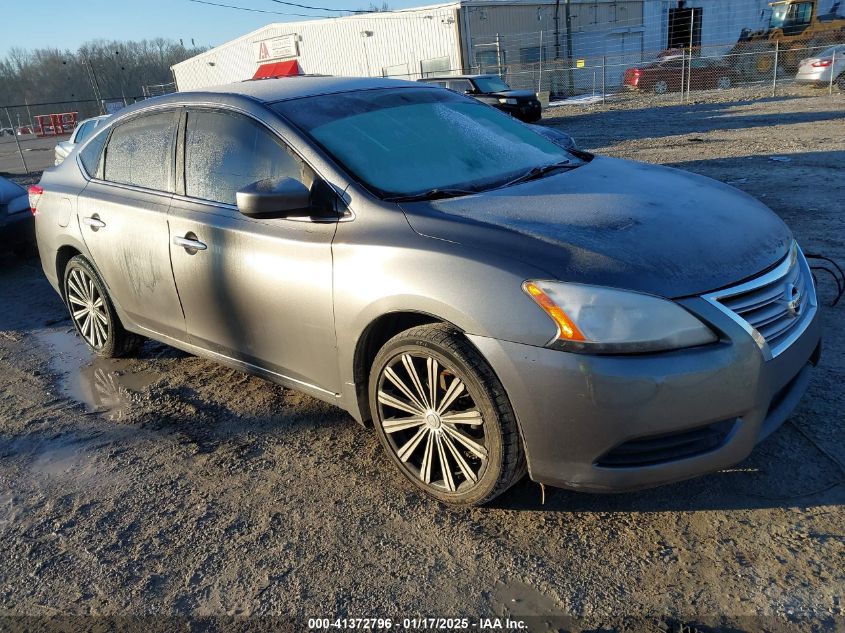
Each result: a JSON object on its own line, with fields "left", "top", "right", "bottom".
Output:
{"left": 63, "top": 255, "right": 144, "bottom": 358}
{"left": 837, "top": 73, "right": 845, "bottom": 91}
{"left": 369, "top": 323, "right": 526, "bottom": 506}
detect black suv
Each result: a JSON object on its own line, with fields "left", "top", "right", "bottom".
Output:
{"left": 418, "top": 74, "right": 542, "bottom": 122}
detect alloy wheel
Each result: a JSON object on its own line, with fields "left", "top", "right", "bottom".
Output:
{"left": 66, "top": 267, "right": 110, "bottom": 350}
{"left": 376, "top": 352, "right": 488, "bottom": 493}
{"left": 654, "top": 80, "right": 668, "bottom": 94}
{"left": 717, "top": 76, "right": 731, "bottom": 90}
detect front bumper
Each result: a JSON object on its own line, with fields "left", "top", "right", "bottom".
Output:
{"left": 468, "top": 297, "right": 821, "bottom": 492}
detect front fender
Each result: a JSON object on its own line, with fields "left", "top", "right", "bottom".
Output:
{"left": 331, "top": 202, "right": 556, "bottom": 420}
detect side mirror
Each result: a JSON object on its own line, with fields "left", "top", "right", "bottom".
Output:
{"left": 236, "top": 177, "right": 311, "bottom": 219}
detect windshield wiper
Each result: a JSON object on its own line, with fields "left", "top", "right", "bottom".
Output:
{"left": 385, "top": 188, "right": 479, "bottom": 203}
{"left": 500, "top": 160, "right": 575, "bottom": 188}
{"left": 385, "top": 161, "right": 575, "bottom": 202}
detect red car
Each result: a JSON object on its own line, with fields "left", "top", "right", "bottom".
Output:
{"left": 624, "top": 57, "right": 738, "bottom": 94}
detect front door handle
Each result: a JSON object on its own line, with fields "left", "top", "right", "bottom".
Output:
{"left": 173, "top": 234, "right": 207, "bottom": 254}
{"left": 82, "top": 216, "right": 106, "bottom": 230}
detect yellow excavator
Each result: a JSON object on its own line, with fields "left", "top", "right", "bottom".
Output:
{"left": 729, "top": 0, "right": 845, "bottom": 78}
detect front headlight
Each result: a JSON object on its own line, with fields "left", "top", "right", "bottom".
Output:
{"left": 498, "top": 97, "right": 518, "bottom": 105}
{"left": 523, "top": 281, "right": 718, "bottom": 354}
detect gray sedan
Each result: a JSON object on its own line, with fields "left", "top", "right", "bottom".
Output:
{"left": 33, "top": 77, "right": 820, "bottom": 506}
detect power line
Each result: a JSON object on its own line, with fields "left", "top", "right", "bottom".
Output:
{"left": 188, "top": 0, "right": 333, "bottom": 18}
{"left": 266, "top": 0, "right": 374, "bottom": 13}
{"left": 189, "top": 0, "right": 456, "bottom": 22}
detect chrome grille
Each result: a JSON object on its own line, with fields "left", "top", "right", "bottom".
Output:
{"left": 703, "top": 243, "right": 817, "bottom": 360}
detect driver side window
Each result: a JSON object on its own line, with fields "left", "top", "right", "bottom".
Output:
{"left": 184, "top": 110, "right": 312, "bottom": 205}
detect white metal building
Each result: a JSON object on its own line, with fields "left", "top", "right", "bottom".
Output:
{"left": 172, "top": 0, "right": 784, "bottom": 93}
{"left": 172, "top": 3, "right": 464, "bottom": 90}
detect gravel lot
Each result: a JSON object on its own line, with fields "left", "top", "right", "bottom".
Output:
{"left": 1, "top": 92, "right": 844, "bottom": 632}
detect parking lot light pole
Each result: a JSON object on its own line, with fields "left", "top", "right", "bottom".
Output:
{"left": 4, "top": 107, "right": 28, "bottom": 173}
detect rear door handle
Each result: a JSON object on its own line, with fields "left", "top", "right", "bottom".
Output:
{"left": 173, "top": 234, "right": 207, "bottom": 253}
{"left": 82, "top": 216, "right": 106, "bottom": 229}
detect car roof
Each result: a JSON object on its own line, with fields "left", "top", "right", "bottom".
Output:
{"left": 102, "top": 76, "right": 428, "bottom": 124}
{"left": 419, "top": 74, "right": 495, "bottom": 81}
{"left": 181, "top": 76, "right": 417, "bottom": 104}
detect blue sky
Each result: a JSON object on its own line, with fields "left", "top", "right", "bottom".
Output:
{"left": 2, "top": 0, "right": 419, "bottom": 56}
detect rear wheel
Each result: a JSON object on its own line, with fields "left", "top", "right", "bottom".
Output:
{"left": 716, "top": 76, "right": 732, "bottom": 90}
{"left": 837, "top": 73, "right": 845, "bottom": 91}
{"left": 63, "top": 255, "right": 144, "bottom": 358}
{"left": 369, "top": 323, "right": 525, "bottom": 506}
{"left": 653, "top": 80, "right": 669, "bottom": 94}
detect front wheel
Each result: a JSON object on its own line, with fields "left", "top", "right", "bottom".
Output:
{"left": 716, "top": 76, "right": 732, "bottom": 90}
{"left": 63, "top": 255, "right": 144, "bottom": 358}
{"left": 837, "top": 73, "right": 845, "bottom": 91}
{"left": 369, "top": 324, "right": 525, "bottom": 506}
{"left": 653, "top": 80, "right": 669, "bottom": 94}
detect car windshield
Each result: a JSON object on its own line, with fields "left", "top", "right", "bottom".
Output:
{"left": 273, "top": 88, "right": 574, "bottom": 198}
{"left": 471, "top": 76, "right": 511, "bottom": 92}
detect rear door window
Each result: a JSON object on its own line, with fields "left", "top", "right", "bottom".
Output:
{"left": 102, "top": 111, "right": 178, "bottom": 192}
{"left": 183, "top": 110, "right": 307, "bottom": 206}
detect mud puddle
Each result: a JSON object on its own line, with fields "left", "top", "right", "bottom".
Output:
{"left": 33, "top": 327, "right": 157, "bottom": 420}
{"left": 492, "top": 578, "right": 565, "bottom": 631}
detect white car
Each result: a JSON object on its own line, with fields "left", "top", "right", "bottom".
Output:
{"left": 54, "top": 115, "right": 110, "bottom": 166}
{"left": 795, "top": 44, "right": 845, "bottom": 90}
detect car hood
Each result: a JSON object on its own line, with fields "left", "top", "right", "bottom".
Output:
{"left": 0, "top": 177, "right": 30, "bottom": 216}
{"left": 0, "top": 176, "right": 26, "bottom": 203}
{"left": 399, "top": 156, "right": 792, "bottom": 298}
{"left": 489, "top": 89, "right": 537, "bottom": 100}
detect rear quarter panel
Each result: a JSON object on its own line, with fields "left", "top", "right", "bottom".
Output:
{"left": 34, "top": 161, "right": 91, "bottom": 294}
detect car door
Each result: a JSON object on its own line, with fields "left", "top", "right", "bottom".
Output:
{"left": 77, "top": 109, "right": 186, "bottom": 339}
{"left": 168, "top": 108, "right": 340, "bottom": 394}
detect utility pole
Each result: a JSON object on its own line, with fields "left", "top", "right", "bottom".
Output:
{"left": 83, "top": 57, "right": 105, "bottom": 114}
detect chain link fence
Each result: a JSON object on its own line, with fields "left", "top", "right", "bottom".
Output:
{"left": 0, "top": 95, "right": 153, "bottom": 177}
{"left": 476, "top": 34, "right": 845, "bottom": 107}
